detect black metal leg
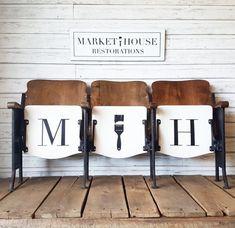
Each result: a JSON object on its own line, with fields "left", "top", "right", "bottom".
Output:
{"left": 19, "top": 151, "right": 23, "bottom": 184}
{"left": 9, "top": 169, "right": 16, "bottom": 192}
{"left": 151, "top": 150, "right": 157, "bottom": 189}
{"left": 215, "top": 153, "right": 220, "bottom": 181}
{"left": 149, "top": 151, "right": 153, "bottom": 180}
{"left": 8, "top": 95, "right": 25, "bottom": 192}
{"left": 83, "top": 150, "right": 88, "bottom": 188}
{"left": 219, "top": 108, "right": 229, "bottom": 189}
{"left": 222, "top": 165, "right": 229, "bottom": 189}
{"left": 215, "top": 166, "right": 220, "bottom": 181}
{"left": 151, "top": 108, "right": 157, "bottom": 189}
{"left": 19, "top": 168, "right": 23, "bottom": 184}
{"left": 10, "top": 109, "right": 24, "bottom": 192}
{"left": 83, "top": 108, "right": 89, "bottom": 189}
{"left": 213, "top": 107, "right": 229, "bottom": 188}
{"left": 86, "top": 152, "right": 91, "bottom": 181}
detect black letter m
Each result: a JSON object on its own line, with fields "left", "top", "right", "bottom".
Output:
{"left": 39, "top": 119, "right": 68, "bottom": 146}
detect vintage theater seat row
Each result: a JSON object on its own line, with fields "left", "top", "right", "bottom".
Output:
{"left": 7, "top": 79, "right": 229, "bottom": 191}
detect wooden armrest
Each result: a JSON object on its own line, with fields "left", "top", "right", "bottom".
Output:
{"left": 81, "top": 101, "right": 90, "bottom": 110}
{"left": 7, "top": 102, "right": 22, "bottom": 109}
{"left": 149, "top": 102, "right": 157, "bottom": 109}
{"left": 214, "top": 101, "right": 229, "bottom": 108}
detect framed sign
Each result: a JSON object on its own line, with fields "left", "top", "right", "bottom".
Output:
{"left": 70, "top": 31, "right": 165, "bottom": 62}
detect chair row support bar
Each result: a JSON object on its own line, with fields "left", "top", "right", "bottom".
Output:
{"left": 213, "top": 107, "right": 229, "bottom": 189}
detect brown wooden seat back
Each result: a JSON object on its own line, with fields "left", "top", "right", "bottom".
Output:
{"left": 91, "top": 80, "right": 149, "bottom": 107}
{"left": 151, "top": 80, "right": 213, "bottom": 106}
{"left": 25, "top": 80, "right": 87, "bottom": 106}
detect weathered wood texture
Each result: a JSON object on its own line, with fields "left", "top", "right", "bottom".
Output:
{"left": 206, "top": 176, "right": 235, "bottom": 198}
{"left": 151, "top": 80, "right": 213, "bottom": 106}
{"left": 1, "top": 218, "right": 235, "bottom": 228}
{"left": 1, "top": 0, "right": 235, "bottom": 5}
{"left": 1, "top": 152, "right": 235, "bottom": 178}
{"left": 0, "top": 175, "right": 235, "bottom": 226}
{"left": 1, "top": 49, "right": 235, "bottom": 64}
{"left": 0, "top": 177, "right": 60, "bottom": 219}
{"left": 145, "top": 176, "right": 206, "bottom": 217}
{"left": 75, "top": 5, "right": 235, "bottom": 20}
{"left": 176, "top": 176, "right": 235, "bottom": 217}
{"left": 91, "top": 80, "right": 149, "bottom": 107}
{"left": 123, "top": 176, "right": 160, "bottom": 218}
{"left": 1, "top": 34, "right": 235, "bottom": 49}
{"left": 35, "top": 176, "right": 90, "bottom": 218}
{"left": 25, "top": 80, "right": 87, "bottom": 105}
{"left": 1, "top": 217, "right": 235, "bottom": 228}
{"left": 0, "top": 0, "right": 235, "bottom": 177}
{"left": 83, "top": 176, "right": 128, "bottom": 218}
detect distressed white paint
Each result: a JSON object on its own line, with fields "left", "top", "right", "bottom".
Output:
{"left": 25, "top": 106, "right": 82, "bottom": 159}
{"left": 1, "top": 20, "right": 235, "bottom": 35}
{"left": 0, "top": 5, "right": 73, "bottom": 19}
{"left": 157, "top": 106, "right": 213, "bottom": 158}
{"left": 2, "top": 49, "right": 235, "bottom": 64}
{"left": 75, "top": 5, "right": 235, "bottom": 20}
{"left": 93, "top": 106, "right": 146, "bottom": 158}
{"left": 0, "top": 0, "right": 235, "bottom": 177}
{"left": 2, "top": 34, "right": 235, "bottom": 49}
{"left": 0, "top": 0, "right": 235, "bottom": 5}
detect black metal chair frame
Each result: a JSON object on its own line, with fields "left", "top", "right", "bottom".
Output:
{"left": 84, "top": 105, "right": 155, "bottom": 188}
{"left": 8, "top": 83, "right": 229, "bottom": 191}
{"left": 8, "top": 93, "right": 89, "bottom": 191}
{"left": 150, "top": 99, "right": 229, "bottom": 189}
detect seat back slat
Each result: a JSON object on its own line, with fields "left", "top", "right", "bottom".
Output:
{"left": 25, "top": 80, "right": 87, "bottom": 106}
{"left": 91, "top": 80, "right": 149, "bottom": 107}
{"left": 151, "top": 80, "right": 213, "bottom": 106}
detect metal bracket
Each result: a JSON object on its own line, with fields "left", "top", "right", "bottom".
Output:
{"left": 91, "top": 120, "right": 97, "bottom": 151}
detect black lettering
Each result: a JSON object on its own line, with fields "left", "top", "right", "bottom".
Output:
{"left": 38, "top": 119, "right": 68, "bottom": 146}
{"left": 171, "top": 119, "right": 198, "bottom": 146}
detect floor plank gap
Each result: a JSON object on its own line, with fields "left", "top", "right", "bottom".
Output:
{"left": 121, "top": 176, "right": 131, "bottom": 218}
{"left": 32, "top": 176, "right": 62, "bottom": 219}
{"left": 143, "top": 176, "right": 161, "bottom": 216}
{"left": 0, "top": 178, "right": 28, "bottom": 202}
{"left": 80, "top": 176, "right": 93, "bottom": 218}
{"left": 124, "top": 176, "right": 160, "bottom": 218}
{"left": 205, "top": 176, "right": 235, "bottom": 198}
{"left": 147, "top": 176, "right": 205, "bottom": 218}
{"left": 175, "top": 175, "right": 235, "bottom": 217}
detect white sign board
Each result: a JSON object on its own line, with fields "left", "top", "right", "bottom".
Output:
{"left": 92, "top": 106, "right": 147, "bottom": 158}
{"left": 156, "top": 105, "right": 213, "bottom": 158}
{"left": 71, "top": 31, "right": 165, "bottom": 62}
{"left": 25, "top": 106, "right": 82, "bottom": 159}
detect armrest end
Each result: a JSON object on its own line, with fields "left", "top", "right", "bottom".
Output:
{"left": 7, "top": 102, "right": 22, "bottom": 109}
{"left": 214, "top": 101, "right": 229, "bottom": 108}
{"left": 149, "top": 102, "right": 157, "bottom": 109}
{"left": 81, "top": 101, "right": 90, "bottom": 110}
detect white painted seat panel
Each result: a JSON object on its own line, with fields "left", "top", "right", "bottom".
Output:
{"left": 25, "top": 105, "right": 82, "bottom": 159}
{"left": 157, "top": 105, "right": 213, "bottom": 158}
{"left": 92, "top": 106, "right": 147, "bottom": 158}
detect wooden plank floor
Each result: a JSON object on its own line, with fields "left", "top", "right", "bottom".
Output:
{"left": 0, "top": 175, "right": 235, "bottom": 227}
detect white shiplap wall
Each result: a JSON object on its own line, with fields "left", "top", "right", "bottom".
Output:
{"left": 0, "top": 0, "right": 235, "bottom": 177}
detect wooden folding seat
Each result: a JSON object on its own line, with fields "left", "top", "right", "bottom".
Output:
{"left": 87, "top": 80, "right": 155, "bottom": 187}
{"left": 7, "top": 80, "right": 88, "bottom": 191}
{"left": 151, "top": 80, "right": 229, "bottom": 188}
